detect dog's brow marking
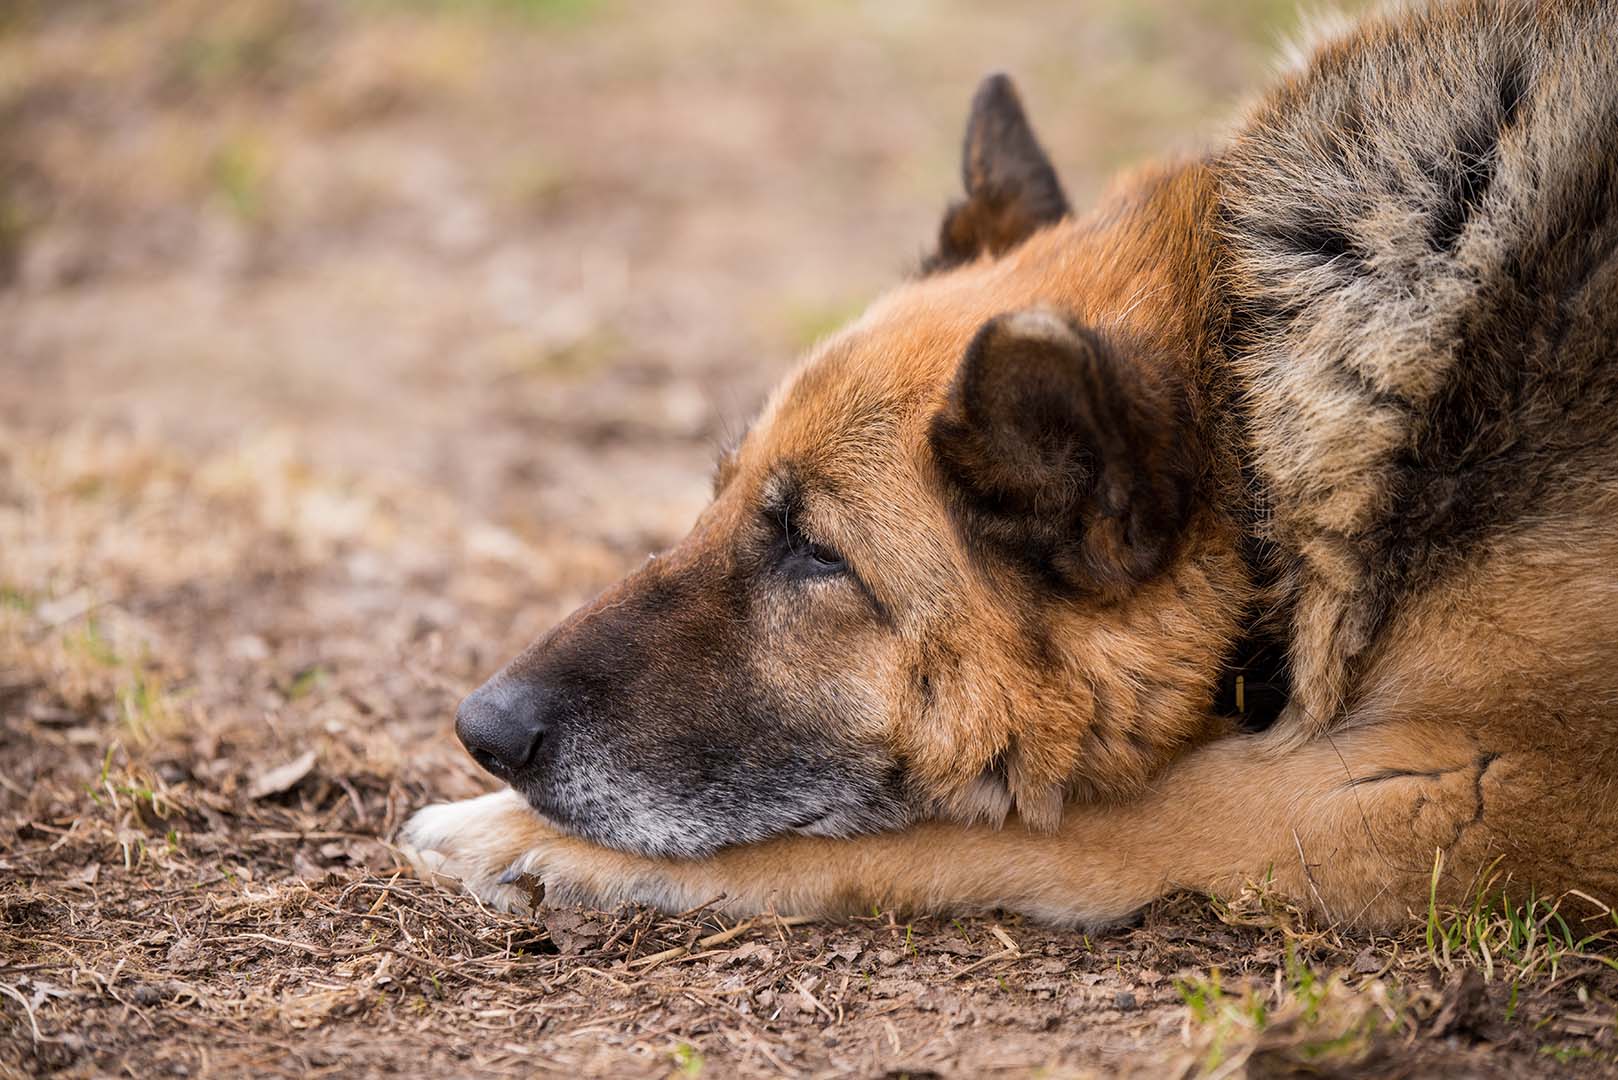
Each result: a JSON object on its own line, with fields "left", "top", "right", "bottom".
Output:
{"left": 757, "top": 469, "right": 802, "bottom": 548}
{"left": 758, "top": 468, "right": 794, "bottom": 517}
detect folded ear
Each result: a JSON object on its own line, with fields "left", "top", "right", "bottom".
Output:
{"left": 928, "top": 310, "right": 1196, "bottom": 594}
{"left": 924, "top": 73, "right": 1070, "bottom": 272}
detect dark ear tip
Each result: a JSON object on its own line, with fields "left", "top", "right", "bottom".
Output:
{"left": 975, "top": 71, "right": 1017, "bottom": 99}
{"left": 970, "top": 72, "right": 1026, "bottom": 122}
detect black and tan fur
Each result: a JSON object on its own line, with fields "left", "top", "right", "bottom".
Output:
{"left": 402, "top": 0, "right": 1618, "bottom": 931}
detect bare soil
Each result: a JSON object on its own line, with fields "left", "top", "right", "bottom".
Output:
{"left": 2, "top": 2, "right": 1615, "bottom": 1076}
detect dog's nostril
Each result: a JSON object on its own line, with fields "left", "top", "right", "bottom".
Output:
{"left": 454, "top": 678, "right": 550, "bottom": 778}
{"left": 467, "top": 746, "right": 516, "bottom": 782}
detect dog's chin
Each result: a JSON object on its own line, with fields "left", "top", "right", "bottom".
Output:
{"left": 505, "top": 782, "right": 739, "bottom": 860}
{"left": 508, "top": 779, "right": 914, "bottom": 861}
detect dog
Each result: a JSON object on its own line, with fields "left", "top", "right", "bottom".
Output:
{"left": 402, "top": 0, "right": 1618, "bottom": 930}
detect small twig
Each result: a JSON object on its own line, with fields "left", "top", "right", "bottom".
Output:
{"left": 201, "top": 932, "right": 515, "bottom": 990}
{"left": 1293, "top": 828, "right": 1335, "bottom": 924}
{"left": 382, "top": 947, "right": 534, "bottom": 993}
{"left": 625, "top": 914, "right": 816, "bottom": 970}
{"left": 671, "top": 894, "right": 727, "bottom": 920}
{"left": 948, "top": 947, "right": 1019, "bottom": 980}
{"left": 624, "top": 920, "right": 648, "bottom": 965}
{"left": 588, "top": 908, "right": 649, "bottom": 960}
{"left": 246, "top": 830, "right": 374, "bottom": 843}
{"left": 0, "top": 982, "right": 42, "bottom": 1044}
{"left": 793, "top": 976, "right": 835, "bottom": 1021}
{"left": 948, "top": 922, "right": 1022, "bottom": 980}
{"left": 551, "top": 965, "right": 631, "bottom": 992}
{"left": 366, "top": 872, "right": 401, "bottom": 916}
{"left": 204, "top": 933, "right": 379, "bottom": 959}
{"left": 333, "top": 775, "right": 370, "bottom": 828}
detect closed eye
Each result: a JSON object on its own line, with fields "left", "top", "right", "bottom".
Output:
{"left": 782, "top": 537, "right": 848, "bottom": 578}
{"left": 758, "top": 480, "right": 891, "bottom": 622}
{"left": 768, "top": 505, "right": 849, "bottom": 581}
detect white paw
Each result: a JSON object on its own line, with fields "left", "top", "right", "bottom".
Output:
{"left": 397, "top": 788, "right": 547, "bottom": 914}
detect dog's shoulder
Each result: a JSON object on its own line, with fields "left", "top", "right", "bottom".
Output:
{"left": 1223, "top": 0, "right": 1618, "bottom": 533}
{"left": 1208, "top": 0, "right": 1618, "bottom": 721}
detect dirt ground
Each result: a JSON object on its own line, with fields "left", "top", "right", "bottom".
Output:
{"left": 3, "top": 1, "right": 1616, "bottom": 1076}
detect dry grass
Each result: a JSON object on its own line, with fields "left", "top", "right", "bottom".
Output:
{"left": 3, "top": 1, "right": 1618, "bottom": 1076}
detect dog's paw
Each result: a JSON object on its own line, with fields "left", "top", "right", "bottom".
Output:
{"left": 397, "top": 788, "right": 561, "bottom": 914}
{"left": 398, "top": 789, "right": 778, "bottom": 917}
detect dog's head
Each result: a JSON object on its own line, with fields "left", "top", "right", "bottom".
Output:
{"left": 458, "top": 76, "right": 1250, "bottom": 857}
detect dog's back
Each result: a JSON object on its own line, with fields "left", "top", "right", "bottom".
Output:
{"left": 1220, "top": 0, "right": 1618, "bottom": 732}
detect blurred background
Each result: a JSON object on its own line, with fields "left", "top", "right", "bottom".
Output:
{"left": 0, "top": 0, "right": 1318, "bottom": 797}
{"left": 0, "top": 0, "right": 1305, "bottom": 528}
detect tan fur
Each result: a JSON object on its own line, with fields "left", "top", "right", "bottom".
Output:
{"left": 735, "top": 163, "right": 1246, "bottom": 821}
{"left": 403, "top": 0, "right": 1618, "bottom": 929}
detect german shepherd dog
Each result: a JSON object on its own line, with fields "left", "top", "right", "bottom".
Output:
{"left": 402, "top": 0, "right": 1618, "bottom": 930}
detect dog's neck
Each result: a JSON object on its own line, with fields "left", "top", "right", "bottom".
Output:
{"left": 1029, "top": 159, "right": 1296, "bottom": 733}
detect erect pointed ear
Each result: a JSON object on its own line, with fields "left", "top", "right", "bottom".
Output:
{"left": 928, "top": 310, "right": 1197, "bottom": 593}
{"left": 923, "top": 73, "right": 1070, "bottom": 272}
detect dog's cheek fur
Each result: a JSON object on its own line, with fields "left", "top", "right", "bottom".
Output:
{"left": 890, "top": 521, "right": 1246, "bottom": 830}
{"left": 747, "top": 581, "right": 917, "bottom": 824}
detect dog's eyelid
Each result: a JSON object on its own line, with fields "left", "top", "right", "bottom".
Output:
{"left": 757, "top": 502, "right": 854, "bottom": 579}
{"left": 755, "top": 466, "right": 861, "bottom": 578}
{"left": 767, "top": 504, "right": 839, "bottom": 560}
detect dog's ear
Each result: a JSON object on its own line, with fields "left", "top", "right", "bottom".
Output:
{"left": 924, "top": 73, "right": 1069, "bottom": 272}
{"left": 929, "top": 310, "right": 1196, "bottom": 593}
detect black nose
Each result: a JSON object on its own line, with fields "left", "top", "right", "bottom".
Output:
{"left": 455, "top": 678, "right": 549, "bottom": 781}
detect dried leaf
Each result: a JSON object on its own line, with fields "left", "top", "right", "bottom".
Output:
{"left": 725, "top": 942, "right": 776, "bottom": 966}
{"left": 66, "top": 862, "right": 101, "bottom": 886}
{"left": 248, "top": 750, "right": 317, "bottom": 800}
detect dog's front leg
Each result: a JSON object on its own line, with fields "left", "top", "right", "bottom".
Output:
{"left": 398, "top": 785, "right": 1193, "bottom": 924}
{"left": 399, "top": 789, "right": 900, "bottom": 916}
{"left": 401, "top": 720, "right": 1560, "bottom": 929}
{"left": 394, "top": 745, "right": 1263, "bottom": 925}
